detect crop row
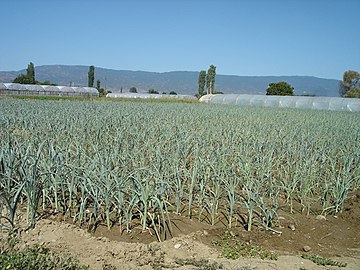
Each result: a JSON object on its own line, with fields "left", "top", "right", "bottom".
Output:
{"left": 0, "top": 98, "right": 359, "bottom": 240}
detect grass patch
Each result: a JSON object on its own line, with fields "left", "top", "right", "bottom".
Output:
{"left": 301, "top": 254, "right": 347, "bottom": 267}
{"left": 2, "top": 94, "right": 199, "bottom": 103}
{"left": 4, "top": 95, "right": 100, "bottom": 102}
{"left": 212, "top": 230, "right": 277, "bottom": 260}
{"left": 0, "top": 232, "right": 89, "bottom": 270}
{"left": 105, "top": 96, "right": 199, "bottom": 103}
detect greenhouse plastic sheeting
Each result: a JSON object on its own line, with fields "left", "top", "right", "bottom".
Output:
{"left": 107, "top": 92, "right": 197, "bottom": 100}
{"left": 41, "top": 85, "right": 58, "bottom": 92}
{"left": 0, "top": 83, "right": 98, "bottom": 97}
{"left": 4, "top": 83, "right": 28, "bottom": 90}
{"left": 83, "top": 87, "right": 98, "bottom": 93}
{"left": 25, "top": 85, "right": 45, "bottom": 91}
{"left": 199, "top": 94, "right": 360, "bottom": 112}
{"left": 57, "top": 86, "right": 74, "bottom": 92}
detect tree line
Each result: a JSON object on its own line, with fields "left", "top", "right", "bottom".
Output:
{"left": 264, "top": 71, "right": 360, "bottom": 97}
{"left": 12, "top": 63, "right": 360, "bottom": 98}
{"left": 11, "top": 63, "right": 108, "bottom": 97}
{"left": 197, "top": 67, "right": 360, "bottom": 98}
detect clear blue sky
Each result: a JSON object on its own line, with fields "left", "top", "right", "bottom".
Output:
{"left": 1, "top": 0, "right": 359, "bottom": 80}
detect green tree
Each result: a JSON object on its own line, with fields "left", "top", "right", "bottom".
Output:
{"left": 169, "top": 91, "right": 177, "bottom": 95}
{"left": 129, "top": 87, "right": 137, "bottom": 93}
{"left": 13, "top": 62, "right": 36, "bottom": 84}
{"left": 206, "top": 65, "right": 216, "bottom": 94}
{"left": 12, "top": 62, "right": 56, "bottom": 85}
{"left": 197, "top": 70, "right": 206, "bottom": 97}
{"left": 27, "top": 62, "right": 35, "bottom": 84}
{"left": 344, "top": 88, "right": 360, "bottom": 98}
{"left": 339, "top": 70, "right": 360, "bottom": 98}
{"left": 88, "top": 65, "right": 95, "bottom": 87}
{"left": 266, "top": 81, "right": 294, "bottom": 96}
{"left": 95, "top": 79, "right": 107, "bottom": 97}
{"left": 12, "top": 74, "right": 34, "bottom": 84}
{"left": 98, "top": 88, "right": 107, "bottom": 97}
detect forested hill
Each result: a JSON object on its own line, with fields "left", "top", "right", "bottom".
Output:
{"left": 0, "top": 65, "right": 340, "bottom": 96}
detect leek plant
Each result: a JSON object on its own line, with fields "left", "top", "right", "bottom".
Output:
{"left": 241, "top": 182, "right": 258, "bottom": 232}
{"left": 19, "top": 142, "right": 47, "bottom": 229}
{"left": 0, "top": 142, "right": 25, "bottom": 229}
{"left": 329, "top": 157, "right": 356, "bottom": 213}
{"left": 223, "top": 174, "right": 239, "bottom": 229}
{"left": 257, "top": 189, "right": 280, "bottom": 230}
{"left": 172, "top": 166, "right": 185, "bottom": 215}
{"left": 205, "top": 170, "right": 223, "bottom": 226}
{"left": 186, "top": 157, "right": 199, "bottom": 220}
{"left": 0, "top": 98, "right": 358, "bottom": 239}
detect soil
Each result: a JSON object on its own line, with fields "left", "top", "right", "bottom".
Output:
{"left": 2, "top": 191, "right": 360, "bottom": 270}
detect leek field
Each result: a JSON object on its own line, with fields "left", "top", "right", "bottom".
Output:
{"left": 0, "top": 97, "right": 359, "bottom": 241}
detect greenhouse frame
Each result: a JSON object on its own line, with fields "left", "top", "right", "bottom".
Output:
{"left": 0, "top": 83, "right": 99, "bottom": 97}
{"left": 199, "top": 94, "right": 360, "bottom": 112}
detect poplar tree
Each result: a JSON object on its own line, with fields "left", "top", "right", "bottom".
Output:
{"left": 26, "top": 62, "right": 35, "bottom": 84}
{"left": 206, "top": 65, "right": 216, "bottom": 94}
{"left": 198, "top": 70, "right": 206, "bottom": 97}
{"left": 88, "top": 65, "right": 95, "bottom": 87}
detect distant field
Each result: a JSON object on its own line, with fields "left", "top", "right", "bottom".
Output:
{"left": 3, "top": 94, "right": 199, "bottom": 103}
{"left": 0, "top": 97, "right": 359, "bottom": 240}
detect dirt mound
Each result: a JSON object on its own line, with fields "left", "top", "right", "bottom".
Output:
{"left": 13, "top": 215, "right": 358, "bottom": 270}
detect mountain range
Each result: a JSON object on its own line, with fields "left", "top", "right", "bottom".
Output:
{"left": 0, "top": 65, "right": 340, "bottom": 96}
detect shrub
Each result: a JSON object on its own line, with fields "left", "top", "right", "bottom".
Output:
{"left": 148, "top": 89, "right": 159, "bottom": 94}
{"left": 129, "top": 87, "right": 137, "bottom": 93}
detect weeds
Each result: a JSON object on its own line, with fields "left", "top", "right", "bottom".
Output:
{"left": 301, "top": 254, "right": 347, "bottom": 267}
{"left": 212, "top": 230, "right": 277, "bottom": 260}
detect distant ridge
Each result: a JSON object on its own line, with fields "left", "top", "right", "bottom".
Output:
{"left": 0, "top": 65, "right": 340, "bottom": 97}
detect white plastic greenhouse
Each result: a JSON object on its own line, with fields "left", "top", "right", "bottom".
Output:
{"left": 0, "top": 83, "right": 99, "bottom": 97}
{"left": 199, "top": 94, "right": 360, "bottom": 112}
{"left": 107, "top": 92, "right": 197, "bottom": 100}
